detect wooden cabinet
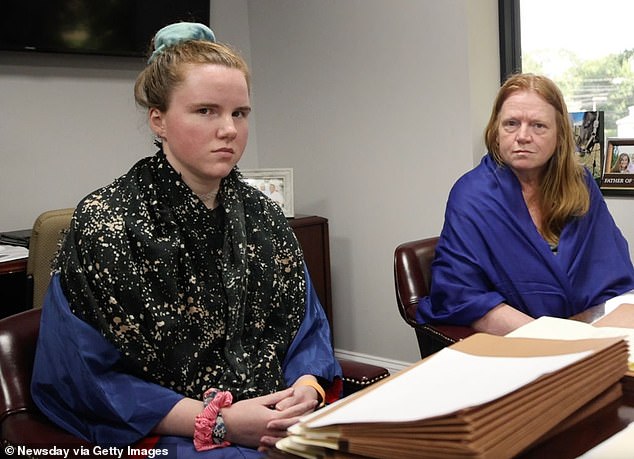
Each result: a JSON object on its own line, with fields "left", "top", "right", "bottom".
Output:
{"left": 288, "top": 215, "right": 333, "bottom": 330}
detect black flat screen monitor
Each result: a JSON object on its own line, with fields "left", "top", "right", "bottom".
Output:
{"left": 0, "top": 0, "right": 210, "bottom": 58}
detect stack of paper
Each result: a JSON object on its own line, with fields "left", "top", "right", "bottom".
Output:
{"left": 596, "top": 303, "right": 634, "bottom": 398}
{"left": 0, "top": 244, "right": 29, "bottom": 262}
{"left": 508, "top": 304, "right": 634, "bottom": 400}
{"left": 277, "top": 333, "right": 628, "bottom": 459}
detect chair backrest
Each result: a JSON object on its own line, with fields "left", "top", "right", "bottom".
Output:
{"left": 393, "top": 236, "right": 439, "bottom": 326}
{"left": 393, "top": 236, "right": 476, "bottom": 358}
{"left": 26, "top": 208, "right": 74, "bottom": 309}
{"left": 0, "top": 308, "right": 42, "bottom": 422}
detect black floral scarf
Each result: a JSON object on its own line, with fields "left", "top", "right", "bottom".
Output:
{"left": 56, "top": 150, "right": 305, "bottom": 400}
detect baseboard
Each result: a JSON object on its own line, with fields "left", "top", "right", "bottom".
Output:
{"left": 335, "top": 348, "right": 413, "bottom": 376}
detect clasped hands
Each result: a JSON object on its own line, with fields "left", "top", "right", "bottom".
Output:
{"left": 221, "top": 382, "right": 321, "bottom": 450}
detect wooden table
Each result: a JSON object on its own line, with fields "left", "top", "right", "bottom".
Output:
{"left": 519, "top": 401, "right": 633, "bottom": 458}
{"left": 0, "top": 257, "right": 27, "bottom": 275}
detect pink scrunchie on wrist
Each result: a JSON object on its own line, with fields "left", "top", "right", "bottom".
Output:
{"left": 193, "top": 389, "right": 233, "bottom": 451}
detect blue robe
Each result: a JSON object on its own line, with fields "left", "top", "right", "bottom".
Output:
{"left": 417, "top": 154, "right": 634, "bottom": 326}
{"left": 31, "top": 268, "right": 341, "bottom": 459}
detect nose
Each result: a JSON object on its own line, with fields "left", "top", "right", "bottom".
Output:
{"left": 217, "top": 116, "right": 238, "bottom": 139}
{"left": 516, "top": 123, "right": 531, "bottom": 143}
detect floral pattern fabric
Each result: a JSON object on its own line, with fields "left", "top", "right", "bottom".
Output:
{"left": 56, "top": 149, "right": 305, "bottom": 400}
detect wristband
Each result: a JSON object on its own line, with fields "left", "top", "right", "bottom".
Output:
{"left": 295, "top": 378, "right": 326, "bottom": 408}
{"left": 193, "top": 388, "right": 233, "bottom": 451}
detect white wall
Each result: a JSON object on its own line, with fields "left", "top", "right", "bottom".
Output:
{"left": 1, "top": 0, "right": 632, "bottom": 365}
{"left": 244, "top": 0, "right": 500, "bottom": 363}
{"left": 0, "top": 6, "right": 260, "bottom": 231}
{"left": 607, "top": 198, "right": 634, "bottom": 253}
{"left": 0, "top": 54, "right": 149, "bottom": 229}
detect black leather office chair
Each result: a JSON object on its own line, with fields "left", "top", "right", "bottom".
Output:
{"left": 393, "top": 237, "right": 475, "bottom": 358}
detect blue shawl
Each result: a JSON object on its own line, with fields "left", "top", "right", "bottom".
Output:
{"left": 31, "top": 271, "right": 340, "bottom": 457}
{"left": 417, "top": 154, "right": 634, "bottom": 326}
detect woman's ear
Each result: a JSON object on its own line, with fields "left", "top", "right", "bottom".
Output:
{"left": 149, "top": 108, "right": 165, "bottom": 138}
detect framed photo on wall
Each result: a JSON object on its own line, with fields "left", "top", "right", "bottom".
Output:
{"left": 600, "top": 138, "right": 634, "bottom": 196}
{"left": 241, "top": 168, "right": 295, "bottom": 217}
{"left": 570, "top": 111, "right": 604, "bottom": 186}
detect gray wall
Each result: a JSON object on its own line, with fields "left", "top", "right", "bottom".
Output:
{"left": 1, "top": 0, "right": 632, "bottom": 364}
{"left": 242, "top": 0, "right": 498, "bottom": 364}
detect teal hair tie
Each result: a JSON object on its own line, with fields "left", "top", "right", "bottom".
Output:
{"left": 148, "top": 22, "right": 216, "bottom": 63}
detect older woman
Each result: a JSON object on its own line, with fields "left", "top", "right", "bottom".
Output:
{"left": 417, "top": 73, "right": 634, "bottom": 335}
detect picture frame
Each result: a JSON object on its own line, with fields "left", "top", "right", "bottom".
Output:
{"left": 241, "top": 168, "right": 295, "bottom": 217}
{"left": 600, "top": 138, "right": 634, "bottom": 196}
{"left": 570, "top": 111, "right": 604, "bottom": 186}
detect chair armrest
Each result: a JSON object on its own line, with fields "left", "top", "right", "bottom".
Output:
{"left": 0, "top": 308, "right": 91, "bottom": 447}
{"left": 0, "top": 309, "right": 41, "bottom": 423}
{"left": 339, "top": 359, "right": 390, "bottom": 396}
{"left": 2, "top": 411, "right": 92, "bottom": 449}
{"left": 412, "top": 323, "right": 476, "bottom": 359}
{"left": 427, "top": 324, "right": 476, "bottom": 343}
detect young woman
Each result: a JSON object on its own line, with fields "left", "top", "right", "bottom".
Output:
{"left": 31, "top": 22, "right": 341, "bottom": 458}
